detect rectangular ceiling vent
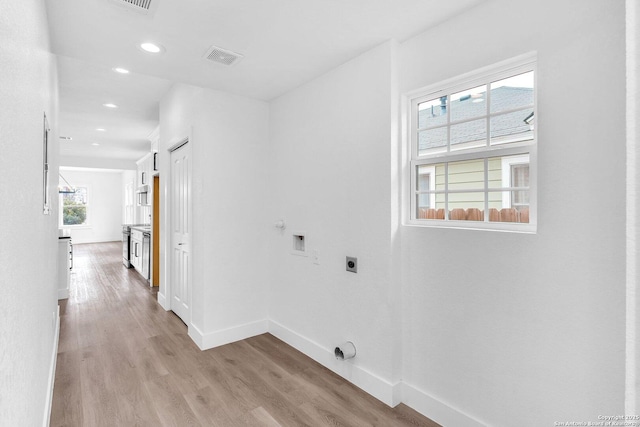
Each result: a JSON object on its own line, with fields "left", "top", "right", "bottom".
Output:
{"left": 204, "top": 45, "right": 244, "bottom": 67}
{"left": 108, "top": 0, "right": 157, "bottom": 15}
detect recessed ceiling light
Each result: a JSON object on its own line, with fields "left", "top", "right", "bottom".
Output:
{"left": 92, "top": 143, "right": 100, "bottom": 146}
{"left": 139, "top": 42, "right": 164, "bottom": 54}
{"left": 96, "top": 128, "right": 106, "bottom": 132}
{"left": 113, "top": 67, "right": 130, "bottom": 74}
{"left": 103, "top": 103, "right": 118, "bottom": 109}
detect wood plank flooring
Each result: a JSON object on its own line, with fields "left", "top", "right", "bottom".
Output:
{"left": 50, "top": 242, "right": 440, "bottom": 427}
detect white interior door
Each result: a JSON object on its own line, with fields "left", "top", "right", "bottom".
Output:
{"left": 170, "top": 142, "right": 190, "bottom": 323}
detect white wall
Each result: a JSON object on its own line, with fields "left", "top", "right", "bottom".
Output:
{"left": 399, "top": 0, "right": 626, "bottom": 425}
{"left": 61, "top": 154, "right": 137, "bottom": 170}
{"left": 0, "top": 0, "right": 60, "bottom": 425}
{"left": 155, "top": 1, "right": 629, "bottom": 424}
{"left": 268, "top": 41, "right": 402, "bottom": 404}
{"left": 59, "top": 169, "right": 124, "bottom": 244}
{"left": 626, "top": 0, "right": 640, "bottom": 414}
{"left": 158, "top": 83, "right": 270, "bottom": 347}
{"left": 122, "top": 169, "right": 136, "bottom": 224}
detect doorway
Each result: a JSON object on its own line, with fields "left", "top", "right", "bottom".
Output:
{"left": 169, "top": 140, "right": 190, "bottom": 323}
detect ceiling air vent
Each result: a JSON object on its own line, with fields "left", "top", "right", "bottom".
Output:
{"left": 204, "top": 45, "right": 244, "bottom": 67}
{"left": 108, "top": 0, "right": 157, "bottom": 15}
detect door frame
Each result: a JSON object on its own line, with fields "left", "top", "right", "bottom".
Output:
{"left": 162, "top": 136, "right": 192, "bottom": 325}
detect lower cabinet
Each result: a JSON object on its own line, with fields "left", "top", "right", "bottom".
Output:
{"left": 58, "top": 237, "right": 71, "bottom": 300}
{"left": 130, "top": 228, "right": 150, "bottom": 280}
{"left": 130, "top": 230, "right": 143, "bottom": 271}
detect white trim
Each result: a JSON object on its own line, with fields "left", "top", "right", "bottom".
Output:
{"left": 405, "top": 51, "right": 537, "bottom": 101}
{"left": 157, "top": 291, "right": 168, "bottom": 310}
{"left": 404, "top": 219, "right": 536, "bottom": 234}
{"left": 165, "top": 134, "right": 192, "bottom": 325}
{"left": 43, "top": 306, "right": 60, "bottom": 427}
{"left": 401, "top": 383, "right": 487, "bottom": 427}
{"left": 268, "top": 320, "right": 402, "bottom": 407}
{"left": 188, "top": 319, "right": 269, "bottom": 351}
{"left": 405, "top": 53, "right": 537, "bottom": 232}
{"left": 57, "top": 288, "right": 69, "bottom": 300}
{"left": 626, "top": 0, "right": 639, "bottom": 414}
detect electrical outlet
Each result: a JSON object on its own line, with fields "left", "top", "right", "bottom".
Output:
{"left": 346, "top": 256, "right": 357, "bottom": 273}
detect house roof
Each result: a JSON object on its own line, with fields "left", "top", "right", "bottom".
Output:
{"left": 418, "top": 86, "right": 534, "bottom": 152}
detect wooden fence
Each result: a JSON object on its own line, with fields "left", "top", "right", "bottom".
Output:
{"left": 418, "top": 207, "right": 529, "bottom": 223}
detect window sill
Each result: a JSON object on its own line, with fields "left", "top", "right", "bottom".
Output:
{"left": 403, "top": 219, "right": 536, "bottom": 234}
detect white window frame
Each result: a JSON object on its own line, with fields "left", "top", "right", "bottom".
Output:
{"left": 59, "top": 185, "right": 91, "bottom": 228}
{"left": 405, "top": 53, "right": 537, "bottom": 233}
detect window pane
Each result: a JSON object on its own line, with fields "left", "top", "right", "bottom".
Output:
{"left": 417, "top": 170, "right": 431, "bottom": 209}
{"left": 511, "top": 164, "right": 529, "bottom": 188}
{"left": 511, "top": 190, "right": 530, "bottom": 208}
{"left": 416, "top": 196, "right": 445, "bottom": 220}
{"left": 448, "top": 159, "right": 485, "bottom": 191}
{"left": 450, "top": 119, "right": 486, "bottom": 151}
{"left": 63, "top": 206, "right": 87, "bottom": 225}
{"left": 62, "top": 186, "right": 88, "bottom": 226}
{"left": 488, "top": 155, "right": 530, "bottom": 189}
{"left": 418, "top": 127, "right": 447, "bottom": 156}
{"left": 416, "top": 167, "right": 431, "bottom": 192}
{"left": 417, "top": 97, "right": 447, "bottom": 129}
{"left": 447, "top": 192, "right": 486, "bottom": 220}
{"left": 63, "top": 187, "right": 87, "bottom": 205}
{"left": 490, "top": 71, "right": 534, "bottom": 113}
{"left": 490, "top": 108, "right": 534, "bottom": 144}
{"left": 451, "top": 85, "right": 487, "bottom": 122}
{"left": 487, "top": 192, "right": 530, "bottom": 223}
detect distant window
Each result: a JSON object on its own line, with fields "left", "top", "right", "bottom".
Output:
{"left": 60, "top": 186, "right": 89, "bottom": 227}
{"left": 407, "top": 55, "right": 536, "bottom": 231}
{"left": 416, "top": 165, "right": 435, "bottom": 213}
{"left": 501, "top": 154, "right": 530, "bottom": 212}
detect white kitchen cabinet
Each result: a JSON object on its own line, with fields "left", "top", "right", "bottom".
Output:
{"left": 58, "top": 237, "right": 71, "bottom": 299}
{"left": 130, "top": 229, "right": 143, "bottom": 271}
{"left": 135, "top": 153, "right": 153, "bottom": 225}
{"left": 136, "top": 153, "right": 153, "bottom": 188}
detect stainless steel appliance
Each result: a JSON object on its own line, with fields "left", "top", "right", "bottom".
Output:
{"left": 142, "top": 231, "right": 150, "bottom": 280}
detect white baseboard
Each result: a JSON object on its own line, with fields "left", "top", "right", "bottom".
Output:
{"left": 268, "top": 320, "right": 401, "bottom": 407}
{"left": 157, "top": 292, "right": 168, "bottom": 310}
{"left": 188, "top": 319, "right": 269, "bottom": 351}
{"left": 57, "top": 288, "right": 69, "bottom": 300}
{"left": 177, "top": 317, "right": 486, "bottom": 425}
{"left": 401, "top": 383, "right": 487, "bottom": 427}
{"left": 43, "top": 306, "right": 60, "bottom": 427}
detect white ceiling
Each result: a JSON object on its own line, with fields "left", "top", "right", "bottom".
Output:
{"left": 46, "top": 0, "right": 485, "bottom": 164}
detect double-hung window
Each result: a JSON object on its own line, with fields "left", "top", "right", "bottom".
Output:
{"left": 60, "top": 186, "right": 89, "bottom": 227}
{"left": 408, "top": 55, "right": 537, "bottom": 232}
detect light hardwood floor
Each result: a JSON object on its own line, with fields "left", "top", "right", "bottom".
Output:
{"left": 51, "top": 242, "right": 440, "bottom": 427}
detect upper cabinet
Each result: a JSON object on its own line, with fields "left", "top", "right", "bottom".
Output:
{"left": 149, "top": 126, "right": 159, "bottom": 174}
{"left": 135, "top": 127, "right": 158, "bottom": 215}
{"left": 136, "top": 153, "right": 152, "bottom": 187}
{"left": 136, "top": 153, "right": 152, "bottom": 206}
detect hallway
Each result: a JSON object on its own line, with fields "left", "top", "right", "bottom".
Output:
{"left": 50, "top": 242, "right": 438, "bottom": 426}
